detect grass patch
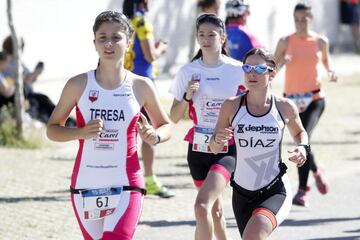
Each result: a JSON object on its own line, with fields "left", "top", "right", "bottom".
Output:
{"left": 0, "top": 105, "right": 43, "bottom": 149}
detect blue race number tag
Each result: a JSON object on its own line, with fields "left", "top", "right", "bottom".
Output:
{"left": 287, "top": 92, "right": 313, "bottom": 113}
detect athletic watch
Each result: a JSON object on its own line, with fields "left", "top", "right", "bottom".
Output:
{"left": 183, "top": 92, "right": 191, "bottom": 102}
{"left": 298, "top": 144, "right": 311, "bottom": 156}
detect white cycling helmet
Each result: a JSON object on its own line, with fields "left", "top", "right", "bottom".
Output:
{"left": 225, "top": 0, "right": 249, "bottom": 17}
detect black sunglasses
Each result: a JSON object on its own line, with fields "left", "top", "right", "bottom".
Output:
{"left": 196, "top": 14, "right": 225, "bottom": 31}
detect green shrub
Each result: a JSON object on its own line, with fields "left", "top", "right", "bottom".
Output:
{"left": 0, "top": 105, "right": 43, "bottom": 148}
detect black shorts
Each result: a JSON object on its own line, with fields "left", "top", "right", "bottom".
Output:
{"left": 340, "top": 1, "right": 359, "bottom": 24}
{"left": 231, "top": 176, "right": 292, "bottom": 236}
{"left": 187, "top": 144, "right": 236, "bottom": 186}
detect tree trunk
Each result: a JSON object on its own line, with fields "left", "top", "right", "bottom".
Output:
{"left": 7, "top": 0, "right": 25, "bottom": 138}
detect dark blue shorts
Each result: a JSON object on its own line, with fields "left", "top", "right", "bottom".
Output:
{"left": 340, "top": 1, "right": 359, "bottom": 24}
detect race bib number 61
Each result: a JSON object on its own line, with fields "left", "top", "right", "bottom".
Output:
{"left": 81, "top": 187, "right": 122, "bottom": 220}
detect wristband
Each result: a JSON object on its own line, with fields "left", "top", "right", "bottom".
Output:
{"left": 183, "top": 92, "right": 190, "bottom": 102}
{"left": 298, "top": 144, "right": 310, "bottom": 155}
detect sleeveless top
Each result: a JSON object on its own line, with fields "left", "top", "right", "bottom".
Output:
{"left": 284, "top": 33, "right": 324, "bottom": 99}
{"left": 72, "top": 70, "right": 143, "bottom": 189}
{"left": 231, "top": 96, "right": 285, "bottom": 190}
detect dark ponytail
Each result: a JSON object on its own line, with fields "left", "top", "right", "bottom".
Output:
{"left": 191, "top": 49, "right": 203, "bottom": 62}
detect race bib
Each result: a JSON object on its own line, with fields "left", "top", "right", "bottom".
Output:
{"left": 81, "top": 187, "right": 122, "bottom": 220}
{"left": 192, "top": 126, "right": 228, "bottom": 153}
{"left": 287, "top": 92, "right": 313, "bottom": 113}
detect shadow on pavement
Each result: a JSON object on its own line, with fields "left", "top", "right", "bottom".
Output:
{"left": 282, "top": 217, "right": 360, "bottom": 227}
{"left": 0, "top": 196, "right": 67, "bottom": 203}
{"left": 139, "top": 220, "right": 196, "bottom": 227}
{"left": 345, "top": 229, "right": 360, "bottom": 233}
{"left": 50, "top": 156, "right": 74, "bottom": 161}
{"left": 140, "top": 155, "right": 187, "bottom": 160}
{"left": 156, "top": 172, "right": 190, "bottom": 177}
{"left": 346, "top": 130, "right": 360, "bottom": 136}
{"left": 347, "top": 156, "right": 360, "bottom": 161}
{"left": 307, "top": 236, "right": 360, "bottom": 240}
{"left": 175, "top": 163, "right": 189, "bottom": 168}
{"left": 284, "top": 140, "right": 359, "bottom": 146}
{"left": 47, "top": 189, "right": 70, "bottom": 194}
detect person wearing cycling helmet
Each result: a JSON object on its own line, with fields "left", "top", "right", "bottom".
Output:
{"left": 225, "top": 0, "right": 263, "bottom": 62}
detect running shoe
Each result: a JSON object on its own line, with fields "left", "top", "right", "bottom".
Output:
{"left": 293, "top": 187, "right": 310, "bottom": 207}
{"left": 313, "top": 167, "right": 329, "bottom": 194}
{"left": 145, "top": 175, "right": 175, "bottom": 198}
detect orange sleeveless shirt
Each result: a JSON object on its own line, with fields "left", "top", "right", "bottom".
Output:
{"left": 284, "top": 33, "right": 324, "bottom": 99}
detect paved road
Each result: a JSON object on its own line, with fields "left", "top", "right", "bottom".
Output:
{"left": 0, "top": 53, "right": 360, "bottom": 239}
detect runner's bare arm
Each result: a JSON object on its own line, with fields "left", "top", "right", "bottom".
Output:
{"left": 277, "top": 98, "right": 308, "bottom": 166}
{"left": 274, "top": 37, "right": 290, "bottom": 71}
{"left": 319, "top": 36, "right": 338, "bottom": 82}
{"left": 210, "top": 97, "right": 238, "bottom": 154}
{"left": 140, "top": 39, "right": 167, "bottom": 63}
{"left": 133, "top": 77, "right": 172, "bottom": 144}
{"left": 278, "top": 98, "right": 308, "bottom": 145}
{"left": 170, "top": 78, "right": 200, "bottom": 123}
{"left": 170, "top": 98, "right": 188, "bottom": 123}
{"left": 46, "top": 74, "right": 96, "bottom": 142}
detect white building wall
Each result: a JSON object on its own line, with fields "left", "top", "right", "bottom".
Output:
{"left": 0, "top": 0, "right": 351, "bottom": 82}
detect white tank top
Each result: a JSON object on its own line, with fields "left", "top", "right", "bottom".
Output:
{"left": 231, "top": 95, "right": 285, "bottom": 190}
{"left": 72, "top": 70, "right": 143, "bottom": 189}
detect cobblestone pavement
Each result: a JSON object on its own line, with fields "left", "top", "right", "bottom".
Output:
{"left": 1, "top": 54, "right": 360, "bottom": 239}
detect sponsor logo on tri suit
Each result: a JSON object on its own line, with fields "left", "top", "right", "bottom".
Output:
{"left": 238, "top": 138, "right": 276, "bottom": 148}
{"left": 86, "top": 164, "right": 118, "bottom": 168}
{"left": 113, "top": 93, "right": 131, "bottom": 97}
{"left": 206, "top": 101, "right": 222, "bottom": 108}
{"left": 98, "top": 129, "right": 119, "bottom": 141}
{"left": 89, "top": 90, "right": 99, "bottom": 102}
{"left": 237, "top": 124, "right": 245, "bottom": 133}
{"left": 237, "top": 124, "right": 279, "bottom": 134}
{"left": 206, "top": 77, "right": 220, "bottom": 81}
{"left": 90, "top": 108, "right": 125, "bottom": 121}
{"left": 94, "top": 142, "right": 114, "bottom": 151}
{"left": 93, "top": 129, "right": 120, "bottom": 151}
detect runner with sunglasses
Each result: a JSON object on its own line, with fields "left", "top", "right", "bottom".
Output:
{"left": 169, "top": 14, "right": 244, "bottom": 240}
{"left": 274, "top": 3, "right": 338, "bottom": 207}
{"left": 210, "top": 48, "right": 308, "bottom": 239}
{"left": 47, "top": 11, "right": 171, "bottom": 239}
